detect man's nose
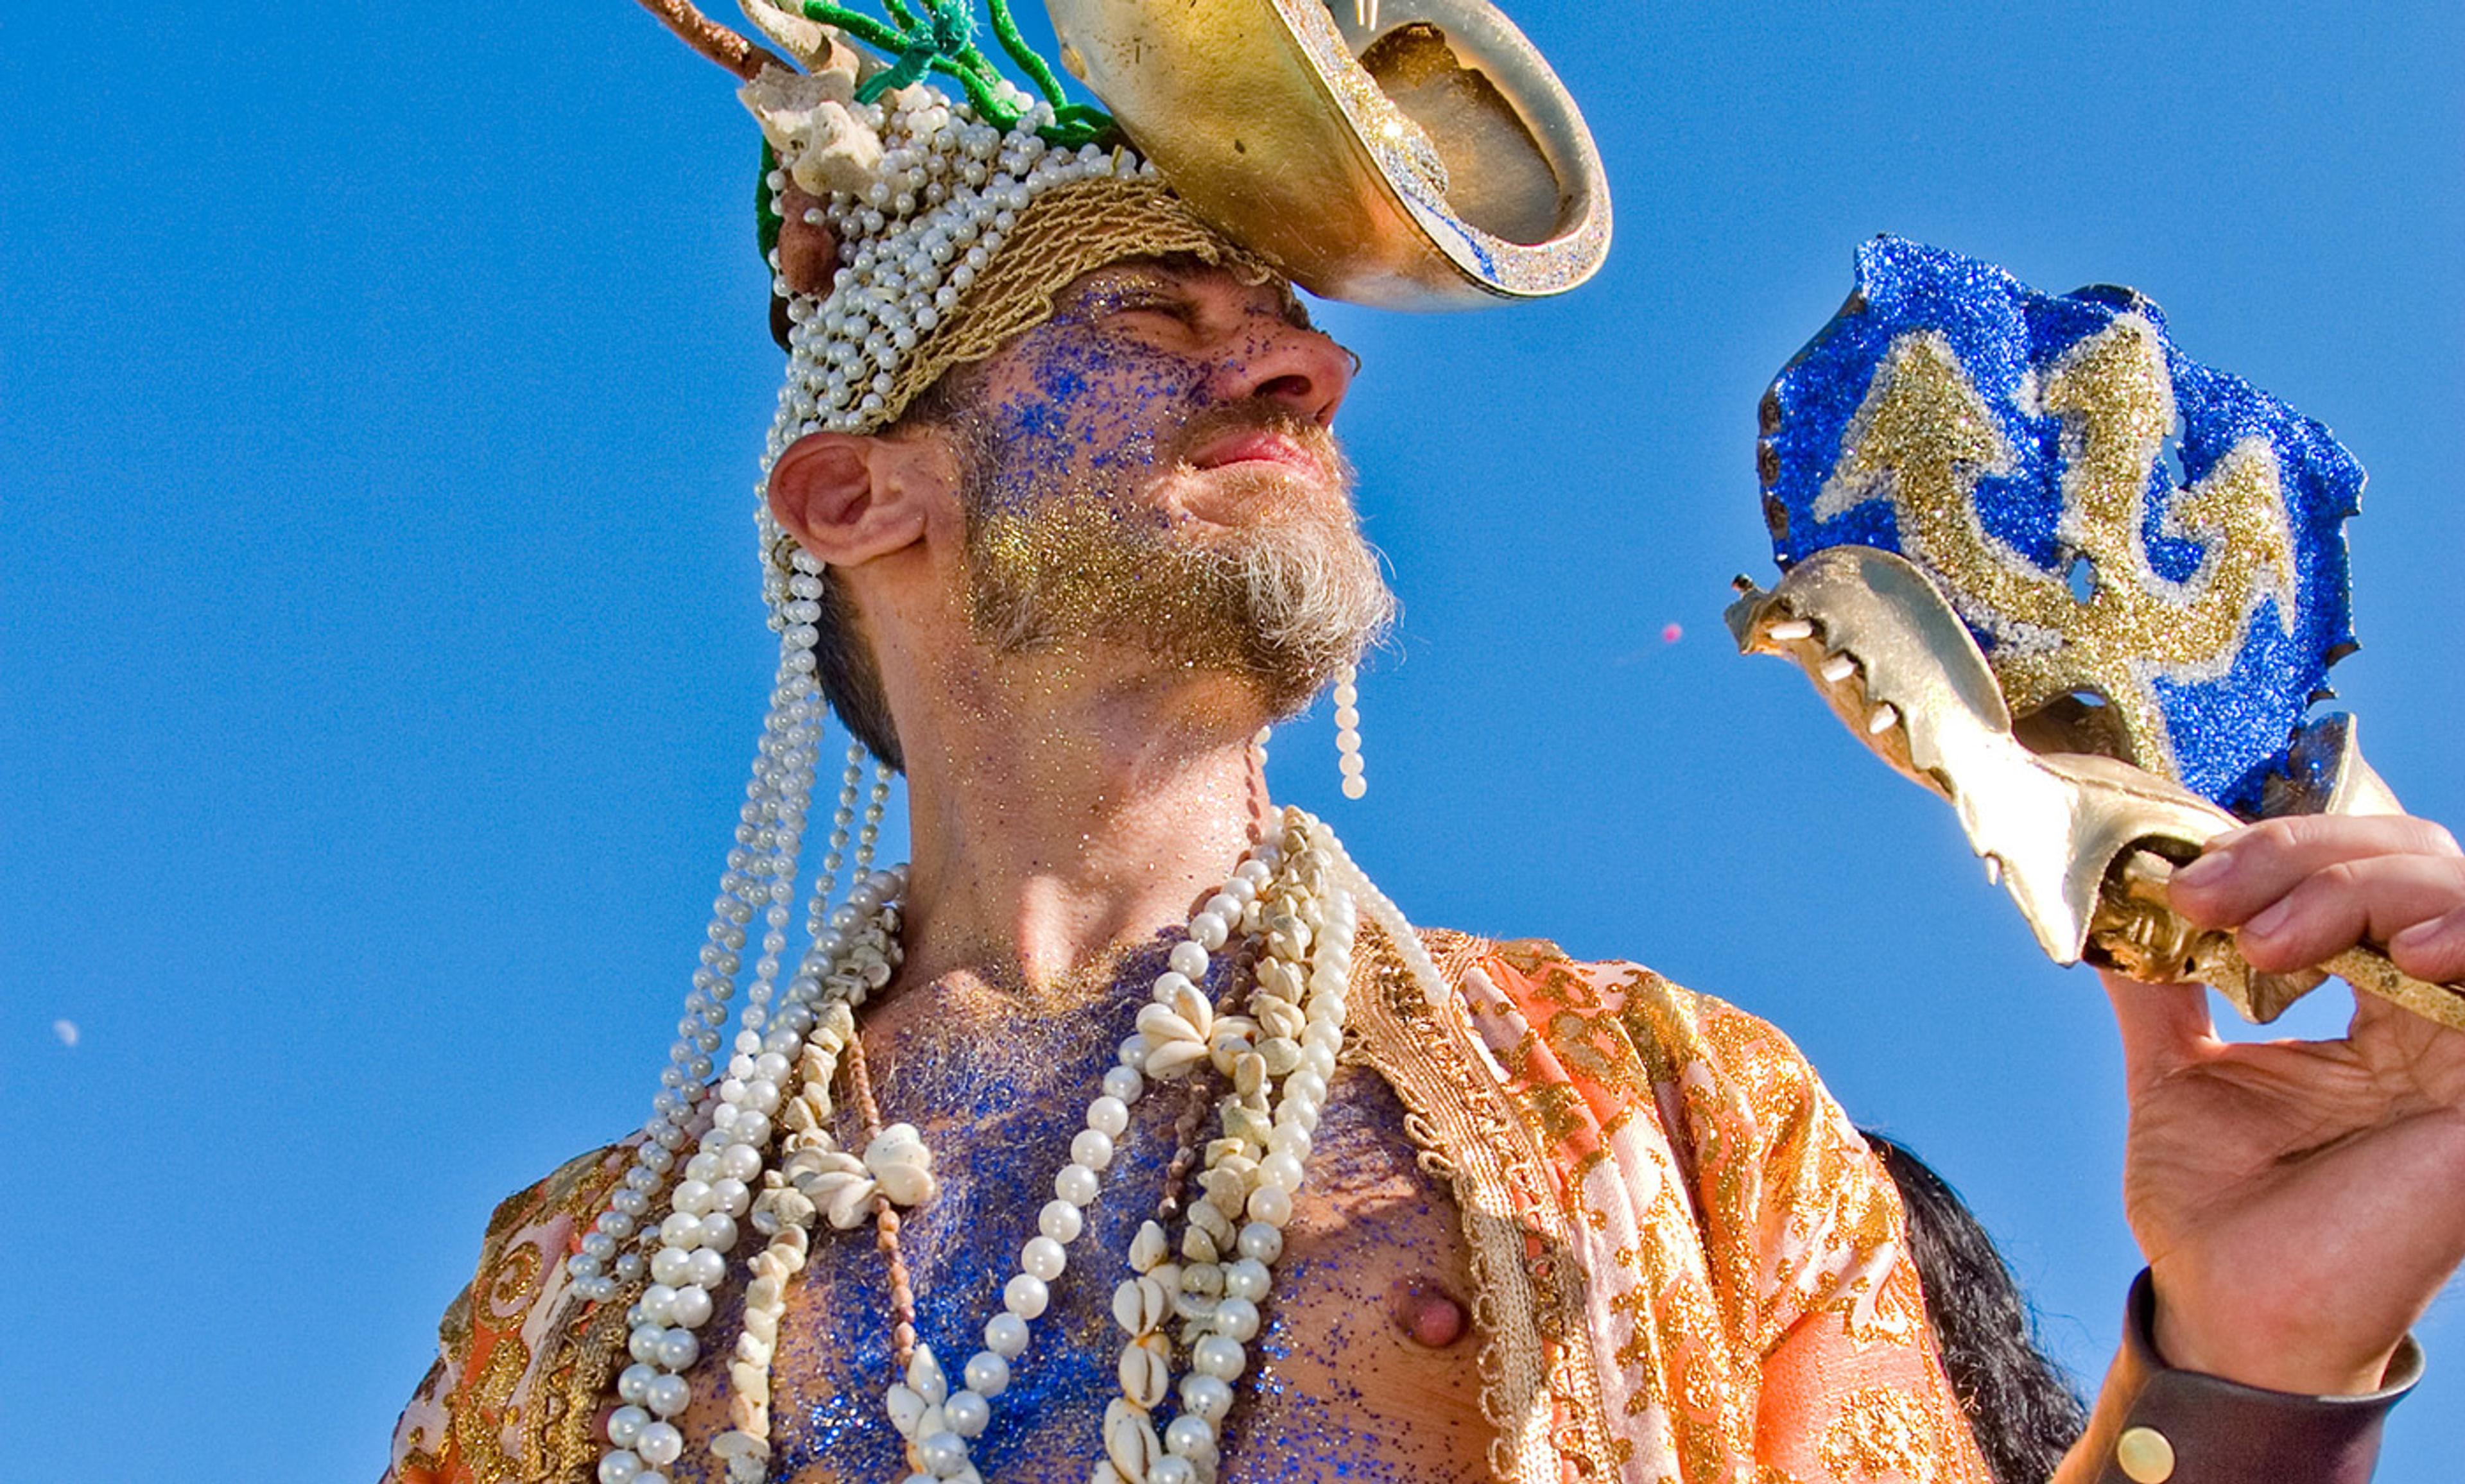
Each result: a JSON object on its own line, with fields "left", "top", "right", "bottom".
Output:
{"left": 1209, "top": 319, "right": 1355, "bottom": 426}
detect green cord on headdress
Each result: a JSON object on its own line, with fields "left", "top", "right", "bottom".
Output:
{"left": 753, "top": 0, "right": 1116, "bottom": 272}
{"left": 756, "top": 139, "right": 786, "bottom": 259}
{"left": 798, "top": 0, "right": 1115, "bottom": 146}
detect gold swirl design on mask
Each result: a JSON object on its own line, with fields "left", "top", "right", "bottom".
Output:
{"left": 1812, "top": 316, "right": 2297, "bottom": 782}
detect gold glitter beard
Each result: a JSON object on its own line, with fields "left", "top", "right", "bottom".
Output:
{"left": 957, "top": 426, "right": 1393, "bottom": 716}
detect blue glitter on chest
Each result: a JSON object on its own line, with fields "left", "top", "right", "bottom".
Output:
{"left": 659, "top": 942, "right": 1485, "bottom": 1484}
{"left": 775, "top": 988, "right": 1171, "bottom": 1478}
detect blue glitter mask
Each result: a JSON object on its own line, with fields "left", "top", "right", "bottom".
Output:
{"left": 1756, "top": 236, "right": 2362, "bottom": 813}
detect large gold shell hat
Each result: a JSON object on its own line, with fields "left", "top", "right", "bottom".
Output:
{"left": 1042, "top": 0, "right": 1611, "bottom": 307}
{"left": 651, "top": 0, "right": 1609, "bottom": 311}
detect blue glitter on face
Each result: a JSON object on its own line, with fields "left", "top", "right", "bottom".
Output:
{"left": 962, "top": 260, "right": 1336, "bottom": 528}
{"left": 1758, "top": 236, "right": 2364, "bottom": 811}
{"left": 913, "top": 256, "right": 1377, "bottom": 709}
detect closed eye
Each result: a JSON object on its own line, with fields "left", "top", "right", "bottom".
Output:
{"left": 1107, "top": 295, "right": 1191, "bottom": 321}
{"left": 1098, "top": 295, "right": 1206, "bottom": 344}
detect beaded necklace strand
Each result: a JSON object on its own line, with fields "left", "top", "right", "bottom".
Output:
{"left": 573, "top": 549, "right": 1408, "bottom": 1484}
{"left": 583, "top": 804, "right": 1366, "bottom": 1484}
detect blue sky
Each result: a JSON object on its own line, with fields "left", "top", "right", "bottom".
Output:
{"left": 3, "top": 1, "right": 2460, "bottom": 1479}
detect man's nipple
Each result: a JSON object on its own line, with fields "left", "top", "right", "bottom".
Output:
{"left": 1390, "top": 1277, "right": 1470, "bottom": 1349}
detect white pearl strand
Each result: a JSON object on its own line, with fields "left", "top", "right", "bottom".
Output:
{"left": 1331, "top": 664, "right": 1365, "bottom": 801}
{"left": 871, "top": 834, "right": 1290, "bottom": 1484}
{"left": 590, "top": 555, "right": 894, "bottom": 1484}
{"left": 564, "top": 596, "right": 847, "bottom": 1313}
{"left": 709, "top": 868, "right": 912, "bottom": 1481}
{"left": 1100, "top": 813, "right": 1355, "bottom": 1484}
{"left": 705, "top": 751, "right": 904, "bottom": 1483}
{"left": 570, "top": 661, "right": 1374, "bottom": 1484}
{"left": 602, "top": 868, "right": 908, "bottom": 1484}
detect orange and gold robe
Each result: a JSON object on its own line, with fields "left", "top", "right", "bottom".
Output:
{"left": 386, "top": 930, "right": 1991, "bottom": 1484}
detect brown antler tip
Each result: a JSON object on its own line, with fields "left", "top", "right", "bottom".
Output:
{"left": 634, "top": 0, "right": 791, "bottom": 82}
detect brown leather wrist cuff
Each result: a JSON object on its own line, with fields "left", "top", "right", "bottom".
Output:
{"left": 2086, "top": 1270, "right": 2423, "bottom": 1483}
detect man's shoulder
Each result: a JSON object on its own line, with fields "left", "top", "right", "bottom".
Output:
{"left": 388, "top": 1141, "right": 638, "bottom": 1482}
{"left": 480, "top": 1141, "right": 634, "bottom": 1258}
{"left": 1399, "top": 926, "right": 1906, "bottom": 1347}
{"left": 1415, "top": 925, "right": 1823, "bottom": 1086}
{"left": 437, "top": 1140, "right": 635, "bottom": 1356}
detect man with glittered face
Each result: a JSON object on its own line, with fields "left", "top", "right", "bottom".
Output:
{"left": 383, "top": 4, "right": 2465, "bottom": 1484}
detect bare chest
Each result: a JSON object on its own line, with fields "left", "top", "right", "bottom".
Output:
{"left": 659, "top": 1003, "right": 1492, "bottom": 1483}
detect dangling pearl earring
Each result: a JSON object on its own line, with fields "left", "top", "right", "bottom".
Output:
{"left": 1251, "top": 725, "right": 1272, "bottom": 772}
{"left": 1333, "top": 662, "right": 1365, "bottom": 800}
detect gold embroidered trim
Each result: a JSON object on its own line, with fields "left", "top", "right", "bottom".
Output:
{"left": 1432, "top": 931, "right": 1625, "bottom": 1479}
{"left": 534, "top": 1281, "right": 643, "bottom": 1483}
{"left": 1352, "top": 923, "right": 1591, "bottom": 1484}
{"left": 1816, "top": 1383, "right": 1940, "bottom": 1481}
{"left": 453, "top": 1143, "right": 678, "bottom": 1484}
{"left": 454, "top": 1335, "right": 528, "bottom": 1484}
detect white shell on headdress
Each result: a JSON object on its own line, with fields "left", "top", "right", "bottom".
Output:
{"left": 740, "top": 64, "right": 883, "bottom": 196}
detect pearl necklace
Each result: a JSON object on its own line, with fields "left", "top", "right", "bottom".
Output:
{"left": 580, "top": 804, "right": 1363, "bottom": 1484}
{"left": 1095, "top": 813, "right": 1356, "bottom": 1484}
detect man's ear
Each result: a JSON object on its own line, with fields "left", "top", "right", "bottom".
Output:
{"left": 766, "top": 432, "right": 935, "bottom": 567}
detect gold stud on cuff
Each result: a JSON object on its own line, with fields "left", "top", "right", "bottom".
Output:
{"left": 2116, "top": 1425, "right": 2176, "bottom": 1483}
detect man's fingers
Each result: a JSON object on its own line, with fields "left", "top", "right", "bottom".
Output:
{"left": 2100, "top": 969, "right": 2215, "bottom": 1086}
{"left": 2233, "top": 854, "right": 2465, "bottom": 973}
{"left": 2173, "top": 814, "right": 2463, "bottom": 929}
{"left": 2391, "top": 906, "right": 2465, "bottom": 984}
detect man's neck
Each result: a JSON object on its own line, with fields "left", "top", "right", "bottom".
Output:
{"left": 883, "top": 639, "right": 1277, "bottom": 1001}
